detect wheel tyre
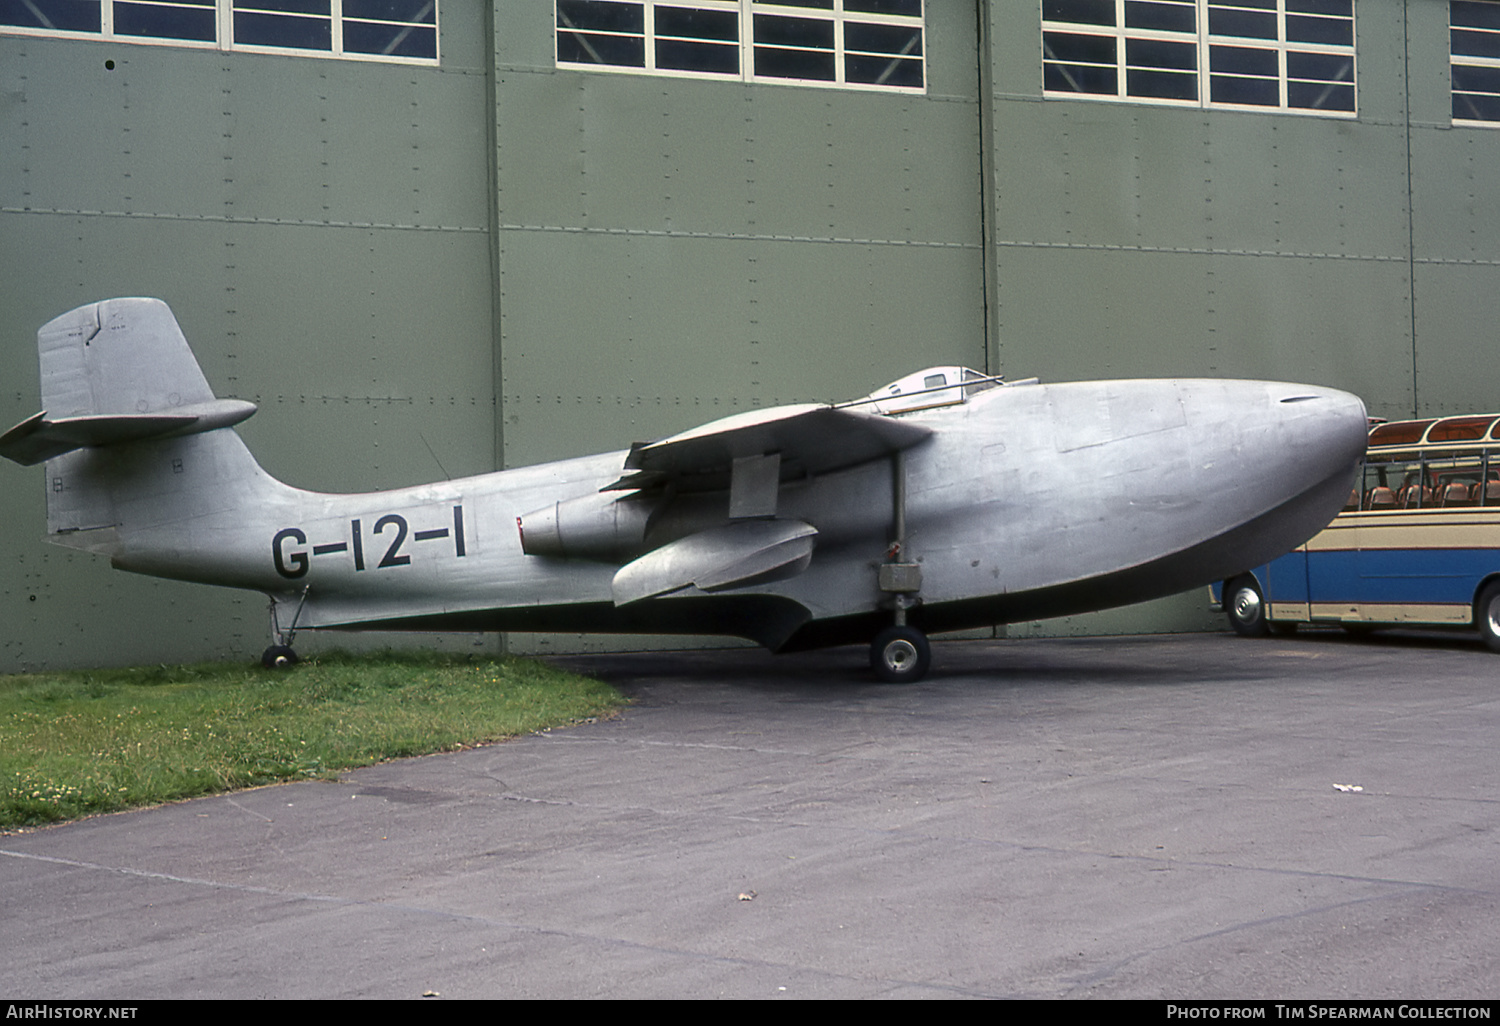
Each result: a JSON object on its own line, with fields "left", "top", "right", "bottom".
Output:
{"left": 1225, "top": 576, "right": 1270, "bottom": 638}
{"left": 870, "top": 626, "right": 931, "bottom": 683}
{"left": 261, "top": 644, "right": 299, "bottom": 670}
{"left": 1477, "top": 582, "right": 1500, "bottom": 654}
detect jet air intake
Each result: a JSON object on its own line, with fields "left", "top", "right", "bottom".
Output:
{"left": 517, "top": 492, "right": 652, "bottom": 562}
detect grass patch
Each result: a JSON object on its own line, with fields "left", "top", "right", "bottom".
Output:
{"left": 0, "top": 650, "right": 622, "bottom": 830}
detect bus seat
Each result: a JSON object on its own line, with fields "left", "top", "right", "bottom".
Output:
{"left": 1367, "top": 486, "right": 1397, "bottom": 510}
{"left": 1440, "top": 482, "right": 1474, "bottom": 506}
{"left": 1470, "top": 479, "right": 1500, "bottom": 504}
{"left": 1397, "top": 484, "right": 1430, "bottom": 508}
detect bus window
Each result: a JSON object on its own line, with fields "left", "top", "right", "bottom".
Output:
{"left": 1427, "top": 416, "right": 1498, "bottom": 443}
{"left": 1481, "top": 474, "right": 1500, "bottom": 506}
{"left": 1362, "top": 458, "right": 1422, "bottom": 510}
{"left": 1429, "top": 455, "right": 1485, "bottom": 507}
{"left": 1368, "top": 420, "right": 1433, "bottom": 447}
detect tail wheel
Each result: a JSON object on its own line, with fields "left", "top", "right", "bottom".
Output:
{"left": 261, "top": 644, "right": 299, "bottom": 670}
{"left": 1477, "top": 582, "right": 1500, "bottom": 654}
{"left": 870, "top": 626, "right": 931, "bottom": 683}
{"left": 1225, "top": 576, "right": 1270, "bottom": 637}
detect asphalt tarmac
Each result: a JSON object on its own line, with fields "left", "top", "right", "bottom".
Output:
{"left": 2, "top": 631, "right": 1497, "bottom": 999}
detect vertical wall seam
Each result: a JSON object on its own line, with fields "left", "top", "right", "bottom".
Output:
{"left": 1403, "top": 0, "right": 1420, "bottom": 418}
{"left": 485, "top": 1, "right": 506, "bottom": 655}
{"left": 975, "top": 0, "right": 999, "bottom": 376}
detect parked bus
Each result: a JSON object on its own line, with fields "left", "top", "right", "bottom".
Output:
{"left": 1215, "top": 413, "right": 1500, "bottom": 652}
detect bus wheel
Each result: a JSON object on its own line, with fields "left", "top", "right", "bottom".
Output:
{"left": 1477, "top": 582, "right": 1500, "bottom": 654}
{"left": 1225, "top": 576, "right": 1269, "bottom": 638}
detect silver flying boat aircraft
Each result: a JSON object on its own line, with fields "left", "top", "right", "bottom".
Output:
{"left": 1, "top": 298, "right": 1369, "bottom": 680}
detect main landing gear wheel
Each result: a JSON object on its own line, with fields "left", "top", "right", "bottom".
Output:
{"left": 1224, "top": 575, "right": 1269, "bottom": 638}
{"left": 1477, "top": 581, "right": 1500, "bottom": 654}
{"left": 870, "top": 626, "right": 931, "bottom": 683}
{"left": 261, "top": 644, "right": 299, "bottom": 670}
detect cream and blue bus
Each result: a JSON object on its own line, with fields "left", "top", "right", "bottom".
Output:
{"left": 1216, "top": 414, "right": 1500, "bottom": 652}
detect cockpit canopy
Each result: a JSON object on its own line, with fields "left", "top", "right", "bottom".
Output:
{"left": 853, "top": 366, "right": 1006, "bottom": 416}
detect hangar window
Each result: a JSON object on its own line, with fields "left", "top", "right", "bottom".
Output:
{"left": 1043, "top": 0, "right": 1355, "bottom": 116}
{"left": 1453, "top": 0, "right": 1500, "bottom": 123}
{"left": 556, "top": 0, "right": 925, "bottom": 92}
{"left": 0, "top": 0, "right": 438, "bottom": 63}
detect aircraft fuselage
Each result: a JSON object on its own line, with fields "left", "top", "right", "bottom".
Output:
{"left": 88, "top": 376, "right": 1366, "bottom": 652}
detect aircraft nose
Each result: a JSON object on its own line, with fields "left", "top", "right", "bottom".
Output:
{"left": 1227, "top": 382, "right": 1368, "bottom": 543}
{"left": 1178, "top": 379, "right": 1367, "bottom": 551}
{"left": 1270, "top": 385, "right": 1369, "bottom": 479}
{"left": 1274, "top": 385, "right": 1366, "bottom": 419}
{"left": 1173, "top": 380, "right": 1369, "bottom": 585}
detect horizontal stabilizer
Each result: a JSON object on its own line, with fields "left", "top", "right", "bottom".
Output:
{"left": 612, "top": 519, "right": 818, "bottom": 606}
{"left": 0, "top": 399, "right": 257, "bottom": 466}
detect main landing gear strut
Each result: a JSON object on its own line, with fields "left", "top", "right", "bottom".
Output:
{"left": 870, "top": 450, "right": 931, "bottom": 683}
{"left": 261, "top": 588, "right": 307, "bottom": 669}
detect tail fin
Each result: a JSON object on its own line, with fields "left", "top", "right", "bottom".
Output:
{"left": 0, "top": 298, "right": 256, "bottom": 466}
{"left": 1, "top": 298, "right": 273, "bottom": 545}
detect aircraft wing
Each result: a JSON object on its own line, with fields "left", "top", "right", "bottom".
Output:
{"left": 521, "top": 401, "right": 934, "bottom": 614}
{"left": 606, "top": 403, "right": 932, "bottom": 493}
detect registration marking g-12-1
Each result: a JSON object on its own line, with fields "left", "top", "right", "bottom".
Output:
{"left": 273, "top": 504, "right": 466, "bottom": 579}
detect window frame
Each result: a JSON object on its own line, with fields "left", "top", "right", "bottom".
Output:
{"left": 0, "top": 0, "right": 440, "bottom": 66}
{"left": 555, "top": 0, "right": 927, "bottom": 94}
{"left": 1452, "top": 0, "right": 1500, "bottom": 125}
{"left": 1041, "top": 0, "right": 1357, "bottom": 118}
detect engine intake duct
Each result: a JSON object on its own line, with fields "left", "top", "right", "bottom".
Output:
{"left": 517, "top": 492, "right": 653, "bottom": 562}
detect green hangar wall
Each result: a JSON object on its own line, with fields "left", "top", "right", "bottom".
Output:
{"left": 1, "top": 4, "right": 501, "bottom": 668}
{"left": 987, "top": 2, "right": 1492, "bottom": 422}
{"left": 1, "top": 2, "right": 1496, "bottom": 670}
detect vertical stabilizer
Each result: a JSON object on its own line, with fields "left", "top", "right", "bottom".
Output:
{"left": 0, "top": 298, "right": 283, "bottom": 557}
{"left": 1, "top": 299, "right": 256, "bottom": 467}
{"left": 40, "top": 298, "right": 219, "bottom": 419}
